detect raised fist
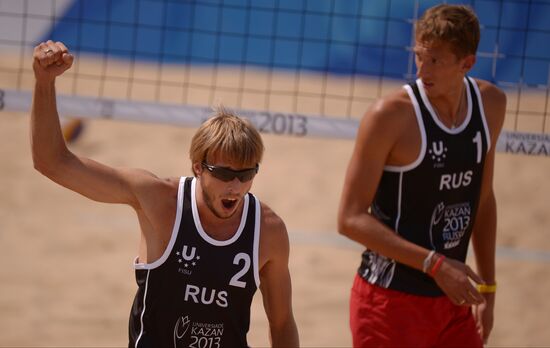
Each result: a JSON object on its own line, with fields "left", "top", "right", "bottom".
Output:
{"left": 33, "top": 40, "right": 74, "bottom": 82}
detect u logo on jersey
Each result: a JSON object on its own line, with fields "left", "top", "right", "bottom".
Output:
{"left": 181, "top": 245, "right": 196, "bottom": 261}
{"left": 428, "top": 140, "right": 447, "bottom": 167}
{"left": 175, "top": 245, "right": 201, "bottom": 275}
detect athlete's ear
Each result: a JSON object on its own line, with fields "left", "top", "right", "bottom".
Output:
{"left": 192, "top": 162, "right": 203, "bottom": 178}
{"left": 461, "top": 54, "right": 476, "bottom": 73}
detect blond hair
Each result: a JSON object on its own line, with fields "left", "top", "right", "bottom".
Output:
{"left": 415, "top": 4, "right": 480, "bottom": 58}
{"left": 189, "top": 106, "right": 264, "bottom": 175}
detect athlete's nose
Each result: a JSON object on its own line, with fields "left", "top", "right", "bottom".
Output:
{"left": 225, "top": 176, "right": 244, "bottom": 193}
{"left": 416, "top": 61, "right": 426, "bottom": 79}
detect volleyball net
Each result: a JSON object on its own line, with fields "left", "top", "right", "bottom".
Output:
{"left": 1, "top": 0, "right": 549, "bottom": 156}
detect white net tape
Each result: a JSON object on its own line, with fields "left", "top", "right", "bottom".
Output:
{"left": 2, "top": 88, "right": 549, "bottom": 156}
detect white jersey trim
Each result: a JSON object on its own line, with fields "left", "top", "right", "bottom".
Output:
{"left": 384, "top": 84, "right": 427, "bottom": 172}
{"left": 394, "top": 171, "right": 403, "bottom": 234}
{"left": 191, "top": 177, "right": 249, "bottom": 246}
{"left": 417, "top": 77, "right": 473, "bottom": 135}
{"left": 134, "top": 176, "right": 186, "bottom": 270}
{"left": 468, "top": 77, "right": 492, "bottom": 153}
{"left": 134, "top": 269, "right": 151, "bottom": 348}
{"left": 252, "top": 195, "right": 261, "bottom": 288}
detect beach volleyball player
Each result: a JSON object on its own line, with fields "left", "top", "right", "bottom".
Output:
{"left": 338, "top": 4, "right": 505, "bottom": 347}
{"left": 30, "top": 40, "right": 299, "bottom": 347}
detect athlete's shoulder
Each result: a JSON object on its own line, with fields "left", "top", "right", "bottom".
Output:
{"left": 357, "top": 87, "right": 416, "bottom": 145}
{"left": 257, "top": 201, "right": 290, "bottom": 266}
{"left": 132, "top": 175, "right": 180, "bottom": 214}
{"left": 472, "top": 78, "right": 506, "bottom": 103}
{"left": 139, "top": 175, "right": 180, "bottom": 194}
{"left": 472, "top": 78, "right": 506, "bottom": 137}
{"left": 368, "top": 87, "right": 413, "bottom": 119}
{"left": 259, "top": 202, "right": 287, "bottom": 235}
{"left": 165, "top": 176, "right": 183, "bottom": 187}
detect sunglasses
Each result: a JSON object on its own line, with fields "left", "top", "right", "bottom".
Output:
{"left": 201, "top": 162, "right": 259, "bottom": 182}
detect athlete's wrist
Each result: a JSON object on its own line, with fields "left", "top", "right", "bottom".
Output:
{"left": 477, "top": 282, "right": 497, "bottom": 293}
{"left": 429, "top": 254, "right": 446, "bottom": 277}
{"left": 422, "top": 250, "right": 436, "bottom": 273}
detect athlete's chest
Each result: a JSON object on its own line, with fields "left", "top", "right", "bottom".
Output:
{"left": 172, "top": 236, "right": 253, "bottom": 281}
{"left": 388, "top": 120, "right": 486, "bottom": 170}
{"left": 423, "top": 127, "right": 486, "bottom": 168}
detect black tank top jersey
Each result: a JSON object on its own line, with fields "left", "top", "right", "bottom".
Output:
{"left": 358, "top": 77, "right": 491, "bottom": 297}
{"left": 129, "top": 177, "right": 261, "bottom": 348}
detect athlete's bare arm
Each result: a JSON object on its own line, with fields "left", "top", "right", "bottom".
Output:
{"left": 469, "top": 80, "right": 506, "bottom": 343}
{"left": 338, "top": 90, "right": 485, "bottom": 306}
{"left": 32, "top": 41, "right": 159, "bottom": 207}
{"left": 338, "top": 91, "right": 438, "bottom": 269}
{"left": 258, "top": 204, "right": 299, "bottom": 347}
{"left": 31, "top": 41, "right": 176, "bottom": 262}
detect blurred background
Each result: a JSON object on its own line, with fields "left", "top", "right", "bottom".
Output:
{"left": 1, "top": 0, "right": 549, "bottom": 346}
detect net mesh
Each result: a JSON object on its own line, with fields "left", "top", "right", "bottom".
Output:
{"left": 1, "top": 0, "right": 549, "bottom": 136}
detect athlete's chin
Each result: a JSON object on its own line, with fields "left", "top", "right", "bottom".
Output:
{"left": 425, "top": 87, "right": 444, "bottom": 99}
{"left": 214, "top": 203, "right": 239, "bottom": 220}
{"left": 215, "top": 209, "right": 237, "bottom": 220}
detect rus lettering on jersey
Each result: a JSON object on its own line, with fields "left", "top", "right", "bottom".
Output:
{"left": 184, "top": 284, "right": 228, "bottom": 308}
{"left": 439, "top": 170, "right": 473, "bottom": 191}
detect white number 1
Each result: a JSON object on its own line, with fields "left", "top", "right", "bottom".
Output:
{"left": 473, "top": 131, "right": 482, "bottom": 164}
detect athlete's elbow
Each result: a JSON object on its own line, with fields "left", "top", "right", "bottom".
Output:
{"left": 33, "top": 158, "right": 61, "bottom": 182}
{"left": 32, "top": 154, "right": 51, "bottom": 176}
{"left": 269, "top": 315, "right": 299, "bottom": 347}
{"left": 32, "top": 148, "right": 69, "bottom": 181}
{"left": 337, "top": 212, "right": 355, "bottom": 238}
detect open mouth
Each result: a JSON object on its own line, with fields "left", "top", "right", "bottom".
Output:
{"left": 221, "top": 198, "right": 238, "bottom": 210}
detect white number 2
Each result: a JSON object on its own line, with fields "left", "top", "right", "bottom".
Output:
{"left": 229, "top": 252, "right": 250, "bottom": 288}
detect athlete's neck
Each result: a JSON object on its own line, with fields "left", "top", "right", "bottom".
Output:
{"left": 196, "top": 187, "right": 245, "bottom": 241}
{"left": 430, "top": 81, "right": 467, "bottom": 129}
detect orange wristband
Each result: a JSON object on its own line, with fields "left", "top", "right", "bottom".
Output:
{"left": 429, "top": 254, "right": 446, "bottom": 277}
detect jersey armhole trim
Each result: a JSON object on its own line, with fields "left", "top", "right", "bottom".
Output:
{"left": 468, "top": 77, "right": 492, "bottom": 153}
{"left": 134, "top": 269, "right": 150, "bottom": 348}
{"left": 384, "top": 85, "right": 427, "bottom": 173}
{"left": 252, "top": 195, "right": 261, "bottom": 288}
{"left": 394, "top": 171, "right": 403, "bottom": 234}
{"left": 134, "top": 176, "right": 186, "bottom": 270}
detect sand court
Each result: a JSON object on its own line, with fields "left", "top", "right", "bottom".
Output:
{"left": 1, "top": 109, "right": 550, "bottom": 346}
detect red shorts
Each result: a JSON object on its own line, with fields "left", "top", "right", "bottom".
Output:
{"left": 350, "top": 274, "right": 482, "bottom": 347}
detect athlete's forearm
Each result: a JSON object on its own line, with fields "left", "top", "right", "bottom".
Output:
{"left": 471, "top": 193, "right": 497, "bottom": 283}
{"left": 340, "top": 212, "right": 431, "bottom": 272}
{"left": 270, "top": 318, "right": 299, "bottom": 347}
{"left": 31, "top": 79, "right": 69, "bottom": 173}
